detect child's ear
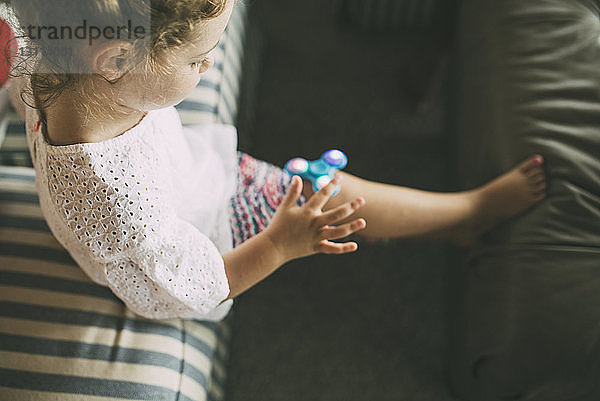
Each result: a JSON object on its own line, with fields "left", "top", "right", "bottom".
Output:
{"left": 93, "top": 41, "right": 134, "bottom": 82}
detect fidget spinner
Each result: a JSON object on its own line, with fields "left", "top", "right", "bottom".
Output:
{"left": 284, "top": 149, "right": 348, "bottom": 196}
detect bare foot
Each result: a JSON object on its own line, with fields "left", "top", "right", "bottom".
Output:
{"left": 458, "top": 155, "right": 547, "bottom": 245}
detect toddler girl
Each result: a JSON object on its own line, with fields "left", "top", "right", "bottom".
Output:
{"left": 5, "top": 0, "right": 546, "bottom": 321}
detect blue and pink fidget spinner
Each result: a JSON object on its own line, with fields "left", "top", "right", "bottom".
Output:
{"left": 284, "top": 149, "right": 348, "bottom": 196}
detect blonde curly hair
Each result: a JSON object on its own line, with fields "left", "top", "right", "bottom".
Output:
{"left": 1, "top": 0, "right": 230, "bottom": 131}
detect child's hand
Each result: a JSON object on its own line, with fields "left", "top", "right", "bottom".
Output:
{"left": 264, "top": 174, "right": 367, "bottom": 263}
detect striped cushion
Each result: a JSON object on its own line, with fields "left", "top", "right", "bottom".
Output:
{"left": 0, "top": 117, "right": 29, "bottom": 167}
{"left": 0, "top": 166, "right": 232, "bottom": 401}
{"left": 0, "top": 2, "right": 249, "bottom": 167}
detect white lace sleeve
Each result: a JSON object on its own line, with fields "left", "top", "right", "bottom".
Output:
{"left": 46, "top": 148, "right": 232, "bottom": 321}
{"left": 103, "top": 218, "right": 233, "bottom": 321}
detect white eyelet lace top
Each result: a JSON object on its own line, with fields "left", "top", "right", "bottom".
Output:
{"left": 25, "top": 106, "right": 237, "bottom": 321}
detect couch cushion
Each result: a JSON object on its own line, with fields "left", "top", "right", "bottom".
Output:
{"left": 330, "top": 0, "right": 449, "bottom": 32}
{"left": 454, "top": 0, "right": 600, "bottom": 247}
{"left": 0, "top": 116, "right": 28, "bottom": 167}
{"left": 0, "top": 166, "right": 232, "bottom": 401}
{"left": 448, "top": 246, "right": 600, "bottom": 401}
{"left": 450, "top": 0, "right": 600, "bottom": 399}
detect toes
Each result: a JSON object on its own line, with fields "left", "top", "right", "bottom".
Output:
{"left": 531, "top": 179, "right": 547, "bottom": 200}
{"left": 533, "top": 191, "right": 547, "bottom": 202}
{"left": 533, "top": 182, "right": 547, "bottom": 192}
{"left": 520, "top": 154, "right": 544, "bottom": 174}
{"left": 527, "top": 172, "right": 546, "bottom": 186}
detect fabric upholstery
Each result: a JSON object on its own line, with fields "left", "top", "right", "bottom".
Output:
{"left": 449, "top": 1, "right": 600, "bottom": 400}
{"left": 0, "top": 167, "right": 231, "bottom": 400}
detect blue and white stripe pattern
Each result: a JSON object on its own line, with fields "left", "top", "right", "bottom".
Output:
{"left": 0, "top": 167, "right": 232, "bottom": 400}
{"left": 0, "top": 119, "right": 29, "bottom": 167}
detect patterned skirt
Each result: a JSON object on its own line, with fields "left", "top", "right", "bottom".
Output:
{"left": 229, "top": 152, "right": 305, "bottom": 247}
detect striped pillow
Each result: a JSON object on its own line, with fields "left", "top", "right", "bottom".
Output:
{"left": 0, "top": 166, "right": 231, "bottom": 401}
{"left": 0, "top": 2, "right": 249, "bottom": 167}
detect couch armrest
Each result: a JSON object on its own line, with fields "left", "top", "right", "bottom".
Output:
{"left": 450, "top": 0, "right": 600, "bottom": 399}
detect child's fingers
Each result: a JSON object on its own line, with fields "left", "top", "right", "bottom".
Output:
{"left": 305, "top": 175, "right": 341, "bottom": 210}
{"left": 319, "top": 218, "right": 366, "bottom": 241}
{"left": 318, "top": 197, "right": 365, "bottom": 226}
{"left": 317, "top": 239, "right": 358, "bottom": 254}
{"left": 280, "top": 175, "right": 302, "bottom": 208}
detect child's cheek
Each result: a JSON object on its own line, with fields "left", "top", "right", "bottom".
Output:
{"left": 182, "top": 72, "right": 203, "bottom": 95}
{"left": 164, "top": 73, "right": 202, "bottom": 106}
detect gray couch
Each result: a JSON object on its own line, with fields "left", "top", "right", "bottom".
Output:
{"left": 448, "top": 0, "right": 600, "bottom": 400}
{"left": 334, "top": 3, "right": 600, "bottom": 398}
